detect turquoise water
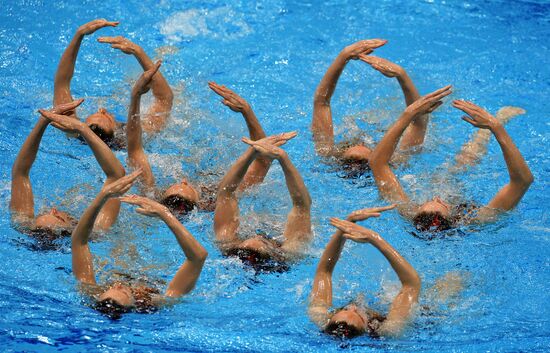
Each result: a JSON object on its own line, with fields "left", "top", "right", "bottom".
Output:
{"left": 0, "top": 0, "right": 549, "bottom": 352}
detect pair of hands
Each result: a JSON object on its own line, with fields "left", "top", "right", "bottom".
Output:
{"left": 100, "top": 169, "right": 170, "bottom": 218}
{"left": 404, "top": 85, "right": 501, "bottom": 130}
{"left": 343, "top": 39, "right": 404, "bottom": 78}
{"left": 330, "top": 204, "right": 396, "bottom": 243}
{"left": 77, "top": 19, "right": 141, "bottom": 56}
{"left": 242, "top": 132, "right": 297, "bottom": 159}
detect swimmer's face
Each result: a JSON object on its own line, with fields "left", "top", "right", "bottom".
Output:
{"left": 341, "top": 145, "right": 372, "bottom": 162}
{"left": 239, "top": 236, "right": 275, "bottom": 255}
{"left": 161, "top": 179, "right": 199, "bottom": 214}
{"left": 417, "top": 197, "right": 451, "bottom": 219}
{"left": 99, "top": 283, "right": 135, "bottom": 308}
{"left": 85, "top": 108, "right": 116, "bottom": 142}
{"left": 325, "top": 305, "right": 368, "bottom": 338}
{"left": 34, "top": 208, "right": 75, "bottom": 233}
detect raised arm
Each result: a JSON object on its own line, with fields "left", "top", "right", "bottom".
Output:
{"left": 360, "top": 55, "right": 427, "bottom": 150}
{"left": 209, "top": 82, "right": 271, "bottom": 190}
{"left": 309, "top": 205, "right": 396, "bottom": 327}
{"left": 71, "top": 171, "right": 141, "bottom": 285}
{"left": 213, "top": 146, "right": 257, "bottom": 251}
{"left": 120, "top": 195, "right": 207, "bottom": 297}
{"left": 98, "top": 36, "right": 173, "bottom": 133}
{"left": 39, "top": 109, "right": 126, "bottom": 230}
{"left": 369, "top": 85, "right": 452, "bottom": 213}
{"left": 242, "top": 134, "right": 311, "bottom": 254}
{"left": 10, "top": 100, "right": 84, "bottom": 226}
{"left": 54, "top": 19, "right": 118, "bottom": 112}
{"left": 452, "top": 101, "right": 533, "bottom": 220}
{"left": 450, "top": 106, "right": 526, "bottom": 173}
{"left": 126, "top": 61, "right": 162, "bottom": 193}
{"left": 312, "top": 39, "right": 387, "bottom": 155}
{"left": 330, "top": 217, "right": 420, "bottom": 337}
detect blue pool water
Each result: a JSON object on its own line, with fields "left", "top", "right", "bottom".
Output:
{"left": 1, "top": 0, "right": 549, "bottom": 352}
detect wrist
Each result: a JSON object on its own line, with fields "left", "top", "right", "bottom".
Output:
{"left": 337, "top": 51, "right": 351, "bottom": 63}
{"left": 490, "top": 121, "right": 505, "bottom": 134}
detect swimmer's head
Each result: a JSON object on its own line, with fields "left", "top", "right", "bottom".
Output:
{"left": 227, "top": 236, "right": 289, "bottom": 273}
{"left": 95, "top": 283, "right": 135, "bottom": 319}
{"left": 341, "top": 145, "right": 372, "bottom": 163}
{"left": 414, "top": 197, "right": 453, "bottom": 232}
{"left": 34, "top": 208, "right": 76, "bottom": 235}
{"left": 161, "top": 179, "right": 199, "bottom": 214}
{"left": 85, "top": 108, "right": 116, "bottom": 143}
{"left": 324, "top": 304, "right": 384, "bottom": 339}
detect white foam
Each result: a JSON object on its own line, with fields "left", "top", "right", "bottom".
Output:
{"left": 160, "top": 7, "right": 252, "bottom": 42}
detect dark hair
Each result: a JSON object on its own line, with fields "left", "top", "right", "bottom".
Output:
{"left": 89, "top": 124, "right": 114, "bottom": 143}
{"left": 161, "top": 195, "right": 196, "bottom": 215}
{"left": 413, "top": 211, "right": 453, "bottom": 232}
{"left": 226, "top": 248, "right": 290, "bottom": 274}
{"left": 324, "top": 321, "right": 363, "bottom": 339}
{"left": 93, "top": 298, "right": 130, "bottom": 320}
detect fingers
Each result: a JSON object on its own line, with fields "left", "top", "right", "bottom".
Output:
{"left": 119, "top": 194, "right": 146, "bottom": 205}
{"left": 428, "top": 100, "right": 444, "bottom": 113}
{"left": 97, "top": 35, "right": 124, "bottom": 44}
{"left": 241, "top": 137, "right": 254, "bottom": 146}
{"left": 145, "top": 60, "right": 162, "bottom": 77}
{"left": 52, "top": 98, "right": 85, "bottom": 114}
{"left": 426, "top": 85, "right": 453, "bottom": 100}
{"left": 461, "top": 116, "right": 477, "bottom": 126}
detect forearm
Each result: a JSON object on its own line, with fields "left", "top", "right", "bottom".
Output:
{"left": 370, "top": 234, "right": 420, "bottom": 288}
{"left": 370, "top": 111, "right": 416, "bottom": 166}
{"left": 242, "top": 106, "right": 266, "bottom": 141}
{"left": 127, "top": 94, "right": 144, "bottom": 152}
{"left": 492, "top": 125, "right": 534, "bottom": 185}
{"left": 278, "top": 154, "right": 311, "bottom": 209}
{"left": 314, "top": 53, "right": 349, "bottom": 105}
{"left": 133, "top": 47, "right": 173, "bottom": 102}
{"left": 53, "top": 32, "right": 84, "bottom": 103}
{"left": 396, "top": 71, "right": 420, "bottom": 106}
{"left": 317, "top": 231, "right": 346, "bottom": 274}
{"left": 219, "top": 148, "right": 257, "bottom": 194}
{"left": 79, "top": 127, "right": 125, "bottom": 179}
{"left": 72, "top": 193, "right": 107, "bottom": 246}
{"left": 160, "top": 211, "right": 207, "bottom": 262}
{"left": 12, "top": 118, "right": 49, "bottom": 176}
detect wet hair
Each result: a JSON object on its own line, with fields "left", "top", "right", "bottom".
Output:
{"left": 339, "top": 159, "right": 371, "bottom": 179}
{"left": 89, "top": 124, "right": 115, "bottom": 143}
{"left": 413, "top": 211, "right": 453, "bottom": 232}
{"left": 93, "top": 298, "right": 129, "bottom": 320}
{"left": 161, "top": 195, "right": 197, "bottom": 215}
{"left": 226, "top": 248, "right": 289, "bottom": 274}
{"left": 324, "top": 321, "right": 363, "bottom": 339}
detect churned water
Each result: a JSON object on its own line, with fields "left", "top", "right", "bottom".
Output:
{"left": 0, "top": 0, "right": 549, "bottom": 352}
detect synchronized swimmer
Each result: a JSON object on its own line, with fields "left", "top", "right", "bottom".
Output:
{"left": 9, "top": 19, "right": 533, "bottom": 340}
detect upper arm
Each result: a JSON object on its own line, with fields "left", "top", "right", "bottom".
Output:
{"left": 309, "top": 271, "right": 332, "bottom": 328}
{"left": 213, "top": 193, "right": 240, "bottom": 250}
{"left": 485, "top": 180, "right": 532, "bottom": 213}
{"left": 378, "top": 285, "right": 419, "bottom": 337}
{"left": 10, "top": 173, "right": 34, "bottom": 223}
{"left": 370, "top": 163, "right": 409, "bottom": 204}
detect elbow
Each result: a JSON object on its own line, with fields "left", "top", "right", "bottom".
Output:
{"left": 404, "top": 271, "right": 422, "bottom": 293}
{"left": 195, "top": 248, "right": 208, "bottom": 263}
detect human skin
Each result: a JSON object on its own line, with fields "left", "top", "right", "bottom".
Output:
{"left": 98, "top": 35, "right": 174, "bottom": 133}
{"left": 10, "top": 99, "right": 125, "bottom": 233}
{"left": 368, "top": 85, "right": 533, "bottom": 223}
{"left": 214, "top": 134, "right": 312, "bottom": 259}
{"left": 309, "top": 204, "right": 421, "bottom": 337}
{"left": 72, "top": 171, "right": 207, "bottom": 307}
{"left": 311, "top": 39, "right": 428, "bottom": 162}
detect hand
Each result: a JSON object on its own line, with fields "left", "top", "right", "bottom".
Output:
{"left": 208, "top": 82, "right": 250, "bottom": 112}
{"left": 38, "top": 109, "right": 86, "bottom": 133}
{"left": 330, "top": 218, "right": 381, "bottom": 243}
{"left": 50, "top": 98, "right": 84, "bottom": 115}
{"left": 452, "top": 100, "right": 500, "bottom": 130}
{"left": 241, "top": 135, "right": 296, "bottom": 159}
{"left": 97, "top": 36, "right": 140, "bottom": 55}
{"left": 404, "top": 85, "right": 452, "bottom": 117}
{"left": 346, "top": 204, "right": 396, "bottom": 222}
{"left": 132, "top": 60, "right": 162, "bottom": 96}
{"left": 77, "top": 19, "right": 118, "bottom": 36}
{"left": 262, "top": 131, "right": 297, "bottom": 147}
{"left": 120, "top": 194, "right": 169, "bottom": 218}
{"left": 101, "top": 169, "right": 143, "bottom": 199}
{"left": 359, "top": 55, "right": 404, "bottom": 78}
{"left": 342, "top": 39, "right": 387, "bottom": 60}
